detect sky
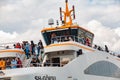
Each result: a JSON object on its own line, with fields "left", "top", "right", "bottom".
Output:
{"left": 0, "top": 0, "right": 120, "bottom": 53}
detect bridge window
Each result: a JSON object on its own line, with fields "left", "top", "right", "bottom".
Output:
{"left": 78, "top": 29, "right": 94, "bottom": 46}
{"left": 42, "top": 28, "right": 78, "bottom": 45}
{"left": 42, "top": 28, "right": 94, "bottom": 47}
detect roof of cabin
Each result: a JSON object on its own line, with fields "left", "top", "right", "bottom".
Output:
{"left": 41, "top": 24, "right": 94, "bottom": 35}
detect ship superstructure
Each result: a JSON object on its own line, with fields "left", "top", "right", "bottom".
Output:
{"left": 0, "top": 0, "right": 120, "bottom": 80}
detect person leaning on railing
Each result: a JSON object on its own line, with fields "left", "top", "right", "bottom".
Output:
{"left": 51, "top": 33, "right": 57, "bottom": 43}
{"left": 30, "top": 58, "right": 37, "bottom": 67}
{"left": 16, "top": 57, "right": 22, "bottom": 68}
{"left": 6, "top": 58, "right": 11, "bottom": 69}
{"left": 11, "top": 58, "right": 17, "bottom": 69}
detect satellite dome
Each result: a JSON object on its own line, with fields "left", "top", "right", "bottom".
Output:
{"left": 48, "top": 18, "right": 54, "bottom": 25}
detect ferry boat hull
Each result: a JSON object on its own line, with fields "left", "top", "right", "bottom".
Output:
{"left": 0, "top": 0, "right": 119, "bottom": 80}
{"left": 0, "top": 42, "right": 120, "bottom": 80}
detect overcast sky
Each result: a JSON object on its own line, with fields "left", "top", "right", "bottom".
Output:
{"left": 0, "top": 0, "right": 120, "bottom": 53}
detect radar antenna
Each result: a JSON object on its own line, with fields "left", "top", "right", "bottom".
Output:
{"left": 59, "top": 0, "right": 76, "bottom": 25}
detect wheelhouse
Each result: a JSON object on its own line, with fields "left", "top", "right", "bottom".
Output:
{"left": 41, "top": 25, "right": 94, "bottom": 47}
{"left": 41, "top": 0, "right": 94, "bottom": 47}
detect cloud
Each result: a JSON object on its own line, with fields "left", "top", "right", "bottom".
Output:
{"left": 0, "top": 0, "right": 60, "bottom": 33}
{"left": 0, "top": 30, "right": 18, "bottom": 43}
{"left": 115, "top": 27, "right": 120, "bottom": 37}
{"left": 0, "top": 28, "right": 42, "bottom": 44}
{"left": 0, "top": 0, "right": 119, "bottom": 53}
{"left": 75, "top": 1, "right": 120, "bottom": 28}
{"left": 0, "top": 19, "right": 119, "bottom": 53}
{"left": 31, "top": 19, "right": 44, "bottom": 27}
{"left": 82, "top": 20, "right": 120, "bottom": 53}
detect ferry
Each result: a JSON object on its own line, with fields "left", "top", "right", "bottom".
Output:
{"left": 0, "top": 0, "right": 120, "bottom": 80}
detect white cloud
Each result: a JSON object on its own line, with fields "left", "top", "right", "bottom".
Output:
{"left": 0, "top": 29, "right": 42, "bottom": 44}
{"left": 0, "top": 0, "right": 120, "bottom": 53}
{"left": 31, "top": 19, "right": 44, "bottom": 27}
{"left": 82, "top": 20, "right": 120, "bottom": 53}
{"left": 115, "top": 27, "right": 120, "bottom": 37}
{"left": 0, "top": 19, "right": 119, "bottom": 53}
{"left": 0, "top": 30, "right": 18, "bottom": 43}
{"left": 1, "top": 4, "right": 16, "bottom": 11}
{"left": 15, "top": 29, "right": 42, "bottom": 42}
{"left": 22, "top": 0, "right": 41, "bottom": 7}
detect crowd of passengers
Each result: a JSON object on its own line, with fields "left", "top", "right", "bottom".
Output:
{"left": 93, "top": 44, "right": 119, "bottom": 57}
{"left": 51, "top": 33, "right": 91, "bottom": 47}
{"left": 1, "top": 40, "right": 44, "bottom": 69}
{"left": 0, "top": 57, "right": 22, "bottom": 70}
{"left": 0, "top": 57, "right": 44, "bottom": 70}
{"left": 93, "top": 44, "right": 109, "bottom": 52}
{"left": 12, "top": 40, "right": 44, "bottom": 59}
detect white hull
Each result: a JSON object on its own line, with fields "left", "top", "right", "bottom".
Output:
{"left": 0, "top": 1, "right": 118, "bottom": 80}
{"left": 0, "top": 42, "right": 120, "bottom": 80}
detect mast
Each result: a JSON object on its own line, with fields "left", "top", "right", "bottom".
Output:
{"left": 59, "top": 0, "right": 75, "bottom": 25}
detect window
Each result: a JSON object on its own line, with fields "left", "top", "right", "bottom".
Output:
{"left": 78, "top": 28, "right": 94, "bottom": 46}
{"left": 84, "top": 61, "right": 120, "bottom": 78}
{"left": 42, "top": 29, "right": 78, "bottom": 45}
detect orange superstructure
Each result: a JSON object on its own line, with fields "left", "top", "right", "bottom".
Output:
{"left": 41, "top": 24, "right": 94, "bottom": 35}
{"left": 61, "top": 0, "right": 74, "bottom": 25}
{"left": 41, "top": 0, "right": 94, "bottom": 36}
{"left": 0, "top": 49, "right": 25, "bottom": 54}
{"left": 41, "top": 0, "right": 94, "bottom": 47}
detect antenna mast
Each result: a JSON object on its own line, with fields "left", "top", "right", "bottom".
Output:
{"left": 59, "top": 0, "right": 75, "bottom": 25}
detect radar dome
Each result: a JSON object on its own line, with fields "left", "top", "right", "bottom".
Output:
{"left": 48, "top": 18, "right": 54, "bottom": 25}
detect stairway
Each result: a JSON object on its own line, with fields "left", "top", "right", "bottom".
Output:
{"left": 22, "top": 55, "right": 34, "bottom": 67}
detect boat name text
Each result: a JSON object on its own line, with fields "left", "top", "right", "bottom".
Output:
{"left": 35, "top": 75, "right": 56, "bottom": 80}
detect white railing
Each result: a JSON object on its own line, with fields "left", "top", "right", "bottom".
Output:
{"left": 2, "top": 62, "right": 62, "bottom": 70}
{"left": 0, "top": 42, "right": 17, "bottom": 50}
{"left": 51, "top": 35, "right": 86, "bottom": 45}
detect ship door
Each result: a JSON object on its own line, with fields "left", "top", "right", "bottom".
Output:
{"left": 52, "top": 57, "right": 60, "bottom": 67}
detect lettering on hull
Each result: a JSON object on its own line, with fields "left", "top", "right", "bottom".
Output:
{"left": 35, "top": 75, "right": 56, "bottom": 80}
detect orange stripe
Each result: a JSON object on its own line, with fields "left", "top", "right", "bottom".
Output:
{"left": 0, "top": 50, "right": 25, "bottom": 54}
{"left": 41, "top": 25, "right": 94, "bottom": 35}
{"left": 45, "top": 43, "right": 95, "bottom": 52}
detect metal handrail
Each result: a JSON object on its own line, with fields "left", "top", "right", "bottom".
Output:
{"left": 3, "top": 62, "right": 62, "bottom": 70}
{"left": 51, "top": 35, "right": 88, "bottom": 46}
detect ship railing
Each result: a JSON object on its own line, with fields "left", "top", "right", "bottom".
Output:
{"left": 92, "top": 44, "right": 111, "bottom": 52}
{"left": 30, "top": 63, "right": 61, "bottom": 67}
{"left": 92, "top": 44, "right": 105, "bottom": 51}
{"left": 51, "top": 35, "right": 85, "bottom": 44}
{"left": 51, "top": 35, "right": 92, "bottom": 47}
{"left": 92, "top": 44, "right": 118, "bottom": 57}
{"left": 0, "top": 42, "right": 21, "bottom": 50}
{"left": 2, "top": 63, "right": 62, "bottom": 70}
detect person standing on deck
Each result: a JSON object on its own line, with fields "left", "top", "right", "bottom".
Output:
{"left": 37, "top": 40, "right": 43, "bottom": 58}
{"left": 16, "top": 57, "right": 22, "bottom": 68}
{"left": 105, "top": 45, "right": 109, "bottom": 53}
{"left": 6, "top": 58, "right": 11, "bottom": 69}
{"left": 51, "top": 33, "right": 57, "bottom": 43}
{"left": 30, "top": 40, "right": 35, "bottom": 55}
{"left": 15, "top": 43, "right": 21, "bottom": 49}
{"left": 25, "top": 42, "right": 30, "bottom": 59}
{"left": 11, "top": 58, "right": 17, "bottom": 69}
